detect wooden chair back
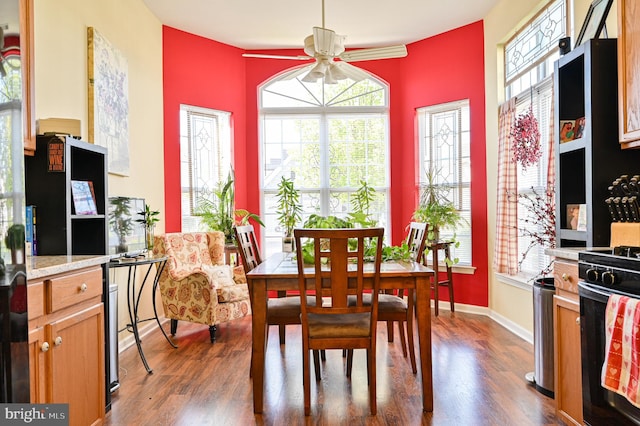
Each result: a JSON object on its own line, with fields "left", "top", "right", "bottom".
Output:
{"left": 406, "top": 222, "right": 428, "bottom": 263}
{"left": 234, "top": 224, "right": 263, "bottom": 274}
{"left": 294, "top": 227, "right": 384, "bottom": 322}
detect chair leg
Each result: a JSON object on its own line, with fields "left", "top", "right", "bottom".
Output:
{"left": 170, "top": 319, "right": 178, "bottom": 335}
{"left": 397, "top": 321, "right": 408, "bottom": 358}
{"left": 368, "top": 348, "right": 377, "bottom": 415}
{"left": 208, "top": 325, "right": 217, "bottom": 343}
{"left": 407, "top": 313, "right": 417, "bottom": 374}
{"left": 386, "top": 321, "right": 394, "bottom": 342}
{"left": 303, "top": 347, "right": 311, "bottom": 416}
{"left": 278, "top": 325, "right": 286, "bottom": 344}
{"left": 346, "top": 350, "right": 354, "bottom": 378}
{"left": 313, "top": 350, "right": 321, "bottom": 381}
{"left": 433, "top": 277, "right": 439, "bottom": 317}
{"left": 320, "top": 350, "right": 326, "bottom": 361}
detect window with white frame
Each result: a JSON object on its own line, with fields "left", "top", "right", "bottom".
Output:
{"left": 179, "top": 105, "right": 231, "bottom": 232}
{"left": 259, "top": 67, "right": 390, "bottom": 257}
{"left": 504, "top": 0, "right": 566, "bottom": 277}
{"left": 417, "top": 100, "right": 472, "bottom": 265}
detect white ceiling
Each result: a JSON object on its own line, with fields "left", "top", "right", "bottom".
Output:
{"left": 142, "top": 0, "right": 499, "bottom": 51}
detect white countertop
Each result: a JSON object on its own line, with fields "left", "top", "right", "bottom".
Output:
{"left": 26, "top": 255, "right": 110, "bottom": 280}
{"left": 544, "top": 247, "right": 610, "bottom": 262}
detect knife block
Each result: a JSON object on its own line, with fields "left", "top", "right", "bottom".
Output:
{"left": 610, "top": 222, "right": 640, "bottom": 247}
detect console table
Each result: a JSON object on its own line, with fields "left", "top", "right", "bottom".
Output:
{"left": 108, "top": 255, "right": 171, "bottom": 373}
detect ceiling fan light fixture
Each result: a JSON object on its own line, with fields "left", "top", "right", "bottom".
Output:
{"left": 328, "top": 62, "right": 347, "bottom": 80}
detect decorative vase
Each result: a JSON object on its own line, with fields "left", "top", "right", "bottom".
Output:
{"left": 282, "top": 235, "right": 294, "bottom": 253}
{"left": 146, "top": 225, "right": 155, "bottom": 251}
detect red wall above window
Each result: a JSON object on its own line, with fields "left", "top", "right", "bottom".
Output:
{"left": 162, "top": 21, "right": 488, "bottom": 309}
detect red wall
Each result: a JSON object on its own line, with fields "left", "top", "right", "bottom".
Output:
{"left": 162, "top": 22, "right": 488, "bottom": 308}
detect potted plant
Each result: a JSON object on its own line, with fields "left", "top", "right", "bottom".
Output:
{"left": 275, "top": 176, "right": 302, "bottom": 252}
{"left": 412, "top": 166, "right": 465, "bottom": 266}
{"left": 136, "top": 204, "right": 160, "bottom": 250}
{"left": 413, "top": 166, "right": 465, "bottom": 243}
{"left": 5, "top": 223, "right": 25, "bottom": 264}
{"left": 349, "top": 180, "right": 378, "bottom": 228}
{"left": 109, "top": 197, "right": 133, "bottom": 253}
{"left": 196, "top": 170, "right": 264, "bottom": 244}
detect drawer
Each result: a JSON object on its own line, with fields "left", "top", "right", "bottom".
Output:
{"left": 27, "top": 281, "right": 45, "bottom": 319}
{"left": 47, "top": 268, "right": 102, "bottom": 313}
{"left": 553, "top": 260, "right": 579, "bottom": 294}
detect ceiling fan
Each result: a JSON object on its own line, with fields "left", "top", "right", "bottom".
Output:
{"left": 242, "top": 0, "right": 408, "bottom": 83}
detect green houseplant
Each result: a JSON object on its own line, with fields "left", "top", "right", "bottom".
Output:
{"left": 135, "top": 203, "right": 160, "bottom": 250}
{"left": 275, "top": 176, "right": 302, "bottom": 252}
{"left": 412, "top": 166, "right": 465, "bottom": 265}
{"left": 109, "top": 197, "right": 134, "bottom": 254}
{"left": 196, "top": 170, "right": 264, "bottom": 244}
{"left": 5, "top": 223, "right": 25, "bottom": 264}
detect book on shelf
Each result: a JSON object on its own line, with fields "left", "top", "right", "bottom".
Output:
{"left": 25, "top": 205, "right": 37, "bottom": 256}
{"left": 70, "top": 180, "right": 98, "bottom": 215}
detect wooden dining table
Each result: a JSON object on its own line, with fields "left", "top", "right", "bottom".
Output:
{"left": 246, "top": 252, "right": 435, "bottom": 414}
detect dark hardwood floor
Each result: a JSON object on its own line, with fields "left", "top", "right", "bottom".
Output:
{"left": 105, "top": 311, "right": 560, "bottom": 425}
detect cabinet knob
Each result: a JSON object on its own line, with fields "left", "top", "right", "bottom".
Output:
{"left": 80, "top": 283, "right": 88, "bottom": 293}
{"left": 562, "top": 273, "right": 570, "bottom": 282}
{"left": 54, "top": 336, "right": 63, "bottom": 346}
{"left": 41, "top": 342, "right": 50, "bottom": 352}
{"left": 576, "top": 316, "right": 581, "bottom": 325}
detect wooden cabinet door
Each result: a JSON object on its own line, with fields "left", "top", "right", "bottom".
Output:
{"left": 554, "top": 294, "right": 583, "bottom": 426}
{"left": 618, "top": 0, "right": 640, "bottom": 147}
{"left": 49, "top": 303, "right": 105, "bottom": 426}
{"left": 28, "top": 326, "right": 46, "bottom": 403}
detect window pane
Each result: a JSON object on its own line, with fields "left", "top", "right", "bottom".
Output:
{"left": 260, "top": 70, "right": 390, "bottom": 257}
{"left": 418, "top": 100, "right": 472, "bottom": 265}
{"left": 179, "top": 105, "right": 231, "bottom": 231}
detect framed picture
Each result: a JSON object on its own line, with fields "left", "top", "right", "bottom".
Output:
{"left": 88, "top": 27, "right": 130, "bottom": 176}
{"left": 567, "top": 204, "right": 581, "bottom": 229}
{"left": 573, "top": 116, "right": 586, "bottom": 140}
{"left": 575, "top": 0, "right": 613, "bottom": 47}
{"left": 560, "top": 120, "right": 575, "bottom": 143}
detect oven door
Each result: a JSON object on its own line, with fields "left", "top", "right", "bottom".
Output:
{"left": 579, "top": 281, "right": 640, "bottom": 425}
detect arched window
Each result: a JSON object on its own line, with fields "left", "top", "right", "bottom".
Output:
{"left": 259, "top": 65, "right": 390, "bottom": 256}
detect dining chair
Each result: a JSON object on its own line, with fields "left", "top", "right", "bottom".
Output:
{"left": 235, "top": 224, "right": 298, "bottom": 344}
{"left": 294, "top": 227, "right": 384, "bottom": 416}
{"left": 379, "top": 222, "right": 427, "bottom": 373}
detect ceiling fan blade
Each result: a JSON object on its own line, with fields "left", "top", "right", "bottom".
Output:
{"left": 332, "top": 62, "right": 370, "bottom": 82}
{"left": 242, "top": 53, "right": 312, "bottom": 60}
{"left": 339, "top": 45, "right": 408, "bottom": 62}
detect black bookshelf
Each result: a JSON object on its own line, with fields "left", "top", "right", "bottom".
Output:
{"left": 554, "top": 39, "right": 640, "bottom": 247}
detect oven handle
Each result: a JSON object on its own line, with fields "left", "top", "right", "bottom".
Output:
{"left": 578, "top": 281, "right": 612, "bottom": 298}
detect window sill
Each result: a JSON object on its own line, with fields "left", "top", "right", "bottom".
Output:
{"left": 495, "top": 272, "right": 540, "bottom": 290}
{"left": 424, "top": 262, "right": 476, "bottom": 275}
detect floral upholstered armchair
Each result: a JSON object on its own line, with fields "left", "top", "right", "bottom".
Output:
{"left": 153, "top": 231, "right": 251, "bottom": 343}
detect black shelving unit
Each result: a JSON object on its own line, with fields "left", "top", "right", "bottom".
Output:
{"left": 25, "top": 135, "right": 113, "bottom": 410}
{"left": 554, "top": 39, "right": 640, "bottom": 247}
{"left": 25, "top": 135, "right": 108, "bottom": 255}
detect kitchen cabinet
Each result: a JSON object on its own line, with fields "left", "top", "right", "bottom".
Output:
{"left": 25, "top": 135, "right": 108, "bottom": 255}
{"left": 554, "top": 39, "right": 640, "bottom": 248}
{"left": 618, "top": 0, "right": 640, "bottom": 148}
{"left": 553, "top": 259, "right": 582, "bottom": 426}
{"left": 28, "top": 265, "right": 105, "bottom": 426}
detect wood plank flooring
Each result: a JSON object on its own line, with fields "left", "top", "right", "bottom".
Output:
{"left": 105, "top": 311, "right": 560, "bottom": 425}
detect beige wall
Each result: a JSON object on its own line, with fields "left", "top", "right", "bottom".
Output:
{"left": 484, "top": 0, "right": 617, "bottom": 337}
{"left": 34, "top": 0, "right": 164, "bottom": 345}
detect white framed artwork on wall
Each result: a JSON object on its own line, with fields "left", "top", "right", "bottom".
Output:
{"left": 87, "top": 26, "right": 130, "bottom": 176}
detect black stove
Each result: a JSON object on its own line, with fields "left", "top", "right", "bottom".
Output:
{"left": 579, "top": 246, "right": 640, "bottom": 296}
